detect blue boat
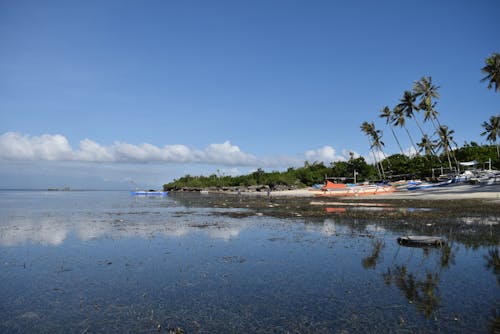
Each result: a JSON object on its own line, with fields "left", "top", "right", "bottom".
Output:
{"left": 130, "top": 190, "right": 168, "bottom": 197}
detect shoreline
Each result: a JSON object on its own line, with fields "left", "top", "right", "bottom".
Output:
{"left": 170, "top": 183, "right": 500, "bottom": 202}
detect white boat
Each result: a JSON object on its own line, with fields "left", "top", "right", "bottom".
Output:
{"left": 407, "top": 179, "right": 452, "bottom": 190}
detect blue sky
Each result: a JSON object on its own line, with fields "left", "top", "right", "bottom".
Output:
{"left": 1, "top": 0, "right": 499, "bottom": 189}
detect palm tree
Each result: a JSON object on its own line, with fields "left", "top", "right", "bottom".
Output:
{"left": 481, "top": 115, "right": 500, "bottom": 157}
{"left": 361, "top": 121, "right": 385, "bottom": 179}
{"left": 397, "top": 90, "right": 426, "bottom": 137}
{"left": 413, "top": 76, "right": 442, "bottom": 129}
{"left": 360, "top": 122, "right": 380, "bottom": 178}
{"left": 435, "top": 125, "right": 457, "bottom": 172}
{"left": 379, "top": 106, "right": 405, "bottom": 155}
{"left": 392, "top": 105, "right": 418, "bottom": 156}
{"left": 370, "top": 125, "right": 386, "bottom": 156}
{"left": 370, "top": 123, "right": 392, "bottom": 177}
{"left": 417, "top": 134, "right": 435, "bottom": 157}
{"left": 481, "top": 53, "right": 500, "bottom": 92}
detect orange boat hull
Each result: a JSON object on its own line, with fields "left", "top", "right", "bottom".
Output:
{"left": 315, "top": 185, "right": 395, "bottom": 197}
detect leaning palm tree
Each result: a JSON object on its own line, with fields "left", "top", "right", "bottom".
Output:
{"left": 481, "top": 115, "right": 500, "bottom": 157}
{"left": 379, "top": 106, "right": 405, "bottom": 155}
{"left": 481, "top": 53, "right": 500, "bottom": 92}
{"left": 413, "top": 76, "right": 442, "bottom": 129}
{"left": 361, "top": 121, "right": 385, "bottom": 179}
{"left": 398, "top": 90, "right": 426, "bottom": 138}
{"left": 434, "top": 125, "right": 458, "bottom": 172}
{"left": 392, "top": 105, "right": 418, "bottom": 156}
{"left": 370, "top": 125, "right": 387, "bottom": 158}
{"left": 370, "top": 123, "right": 391, "bottom": 177}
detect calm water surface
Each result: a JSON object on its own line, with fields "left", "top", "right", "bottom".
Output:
{"left": 0, "top": 190, "right": 498, "bottom": 333}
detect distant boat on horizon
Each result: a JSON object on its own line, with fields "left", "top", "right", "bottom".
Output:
{"left": 47, "top": 187, "right": 71, "bottom": 191}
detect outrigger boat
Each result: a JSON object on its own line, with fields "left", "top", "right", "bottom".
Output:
{"left": 408, "top": 161, "right": 500, "bottom": 190}
{"left": 316, "top": 181, "right": 395, "bottom": 197}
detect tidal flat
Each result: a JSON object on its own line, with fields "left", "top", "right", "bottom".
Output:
{"left": 0, "top": 190, "right": 499, "bottom": 333}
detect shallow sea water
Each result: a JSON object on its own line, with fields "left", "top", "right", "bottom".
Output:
{"left": 0, "top": 190, "right": 498, "bottom": 333}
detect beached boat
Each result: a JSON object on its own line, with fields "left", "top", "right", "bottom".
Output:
{"left": 315, "top": 181, "right": 396, "bottom": 197}
{"left": 131, "top": 190, "right": 168, "bottom": 197}
{"left": 407, "top": 179, "right": 452, "bottom": 190}
{"left": 410, "top": 165, "right": 500, "bottom": 190}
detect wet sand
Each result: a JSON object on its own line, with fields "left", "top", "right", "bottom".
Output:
{"left": 169, "top": 183, "right": 500, "bottom": 221}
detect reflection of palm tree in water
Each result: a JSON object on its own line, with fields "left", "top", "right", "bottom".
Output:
{"left": 362, "top": 239, "right": 385, "bottom": 269}
{"left": 439, "top": 243, "right": 455, "bottom": 269}
{"left": 489, "top": 308, "right": 500, "bottom": 334}
{"left": 378, "top": 241, "right": 457, "bottom": 318}
{"left": 484, "top": 248, "right": 500, "bottom": 286}
{"left": 484, "top": 248, "right": 500, "bottom": 334}
{"left": 383, "top": 264, "right": 441, "bottom": 318}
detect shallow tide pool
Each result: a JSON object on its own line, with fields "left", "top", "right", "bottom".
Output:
{"left": 0, "top": 190, "right": 498, "bottom": 333}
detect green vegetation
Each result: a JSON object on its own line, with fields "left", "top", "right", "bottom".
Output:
{"left": 164, "top": 158, "right": 376, "bottom": 190}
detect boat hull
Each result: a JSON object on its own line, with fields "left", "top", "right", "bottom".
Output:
{"left": 131, "top": 191, "right": 168, "bottom": 197}
{"left": 315, "top": 185, "right": 395, "bottom": 197}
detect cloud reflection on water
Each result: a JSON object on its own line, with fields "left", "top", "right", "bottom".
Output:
{"left": 0, "top": 212, "right": 244, "bottom": 247}
{"left": 0, "top": 217, "right": 68, "bottom": 246}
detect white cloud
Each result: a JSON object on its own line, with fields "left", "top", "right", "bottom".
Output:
{"left": 0, "top": 132, "right": 257, "bottom": 165}
{"left": 304, "top": 146, "right": 345, "bottom": 163}
{"left": 0, "top": 132, "right": 72, "bottom": 161}
{"left": 0, "top": 132, "right": 351, "bottom": 168}
{"left": 199, "top": 141, "right": 258, "bottom": 165}
{"left": 74, "top": 139, "right": 115, "bottom": 161}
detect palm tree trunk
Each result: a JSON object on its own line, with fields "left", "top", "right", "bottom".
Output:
{"left": 382, "top": 150, "right": 392, "bottom": 171}
{"left": 414, "top": 117, "right": 426, "bottom": 138}
{"left": 427, "top": 118, "right": 442, "bottom": 163}
{"left": 451, "top": 149, "right": 460, "bottom": 173}
{"left": 449, "top": 140, "right": 461, "bottom": 173}
{"left": 378, "top": 152, "right": 386, "bottom": 179}
{"left": 370, "top": 146, "right": 382, "bottom": 180}
{"left": 404, "top": 126, "right": 418, "bottom": 156}
{"left": 390, "top": 125, "right": 405, "bottom": 155}
{"left": 434, "top": 115, "right": 442, "bottom": 128}
{"left": 445, "top": 148, "right": 453, "bottom": 172}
